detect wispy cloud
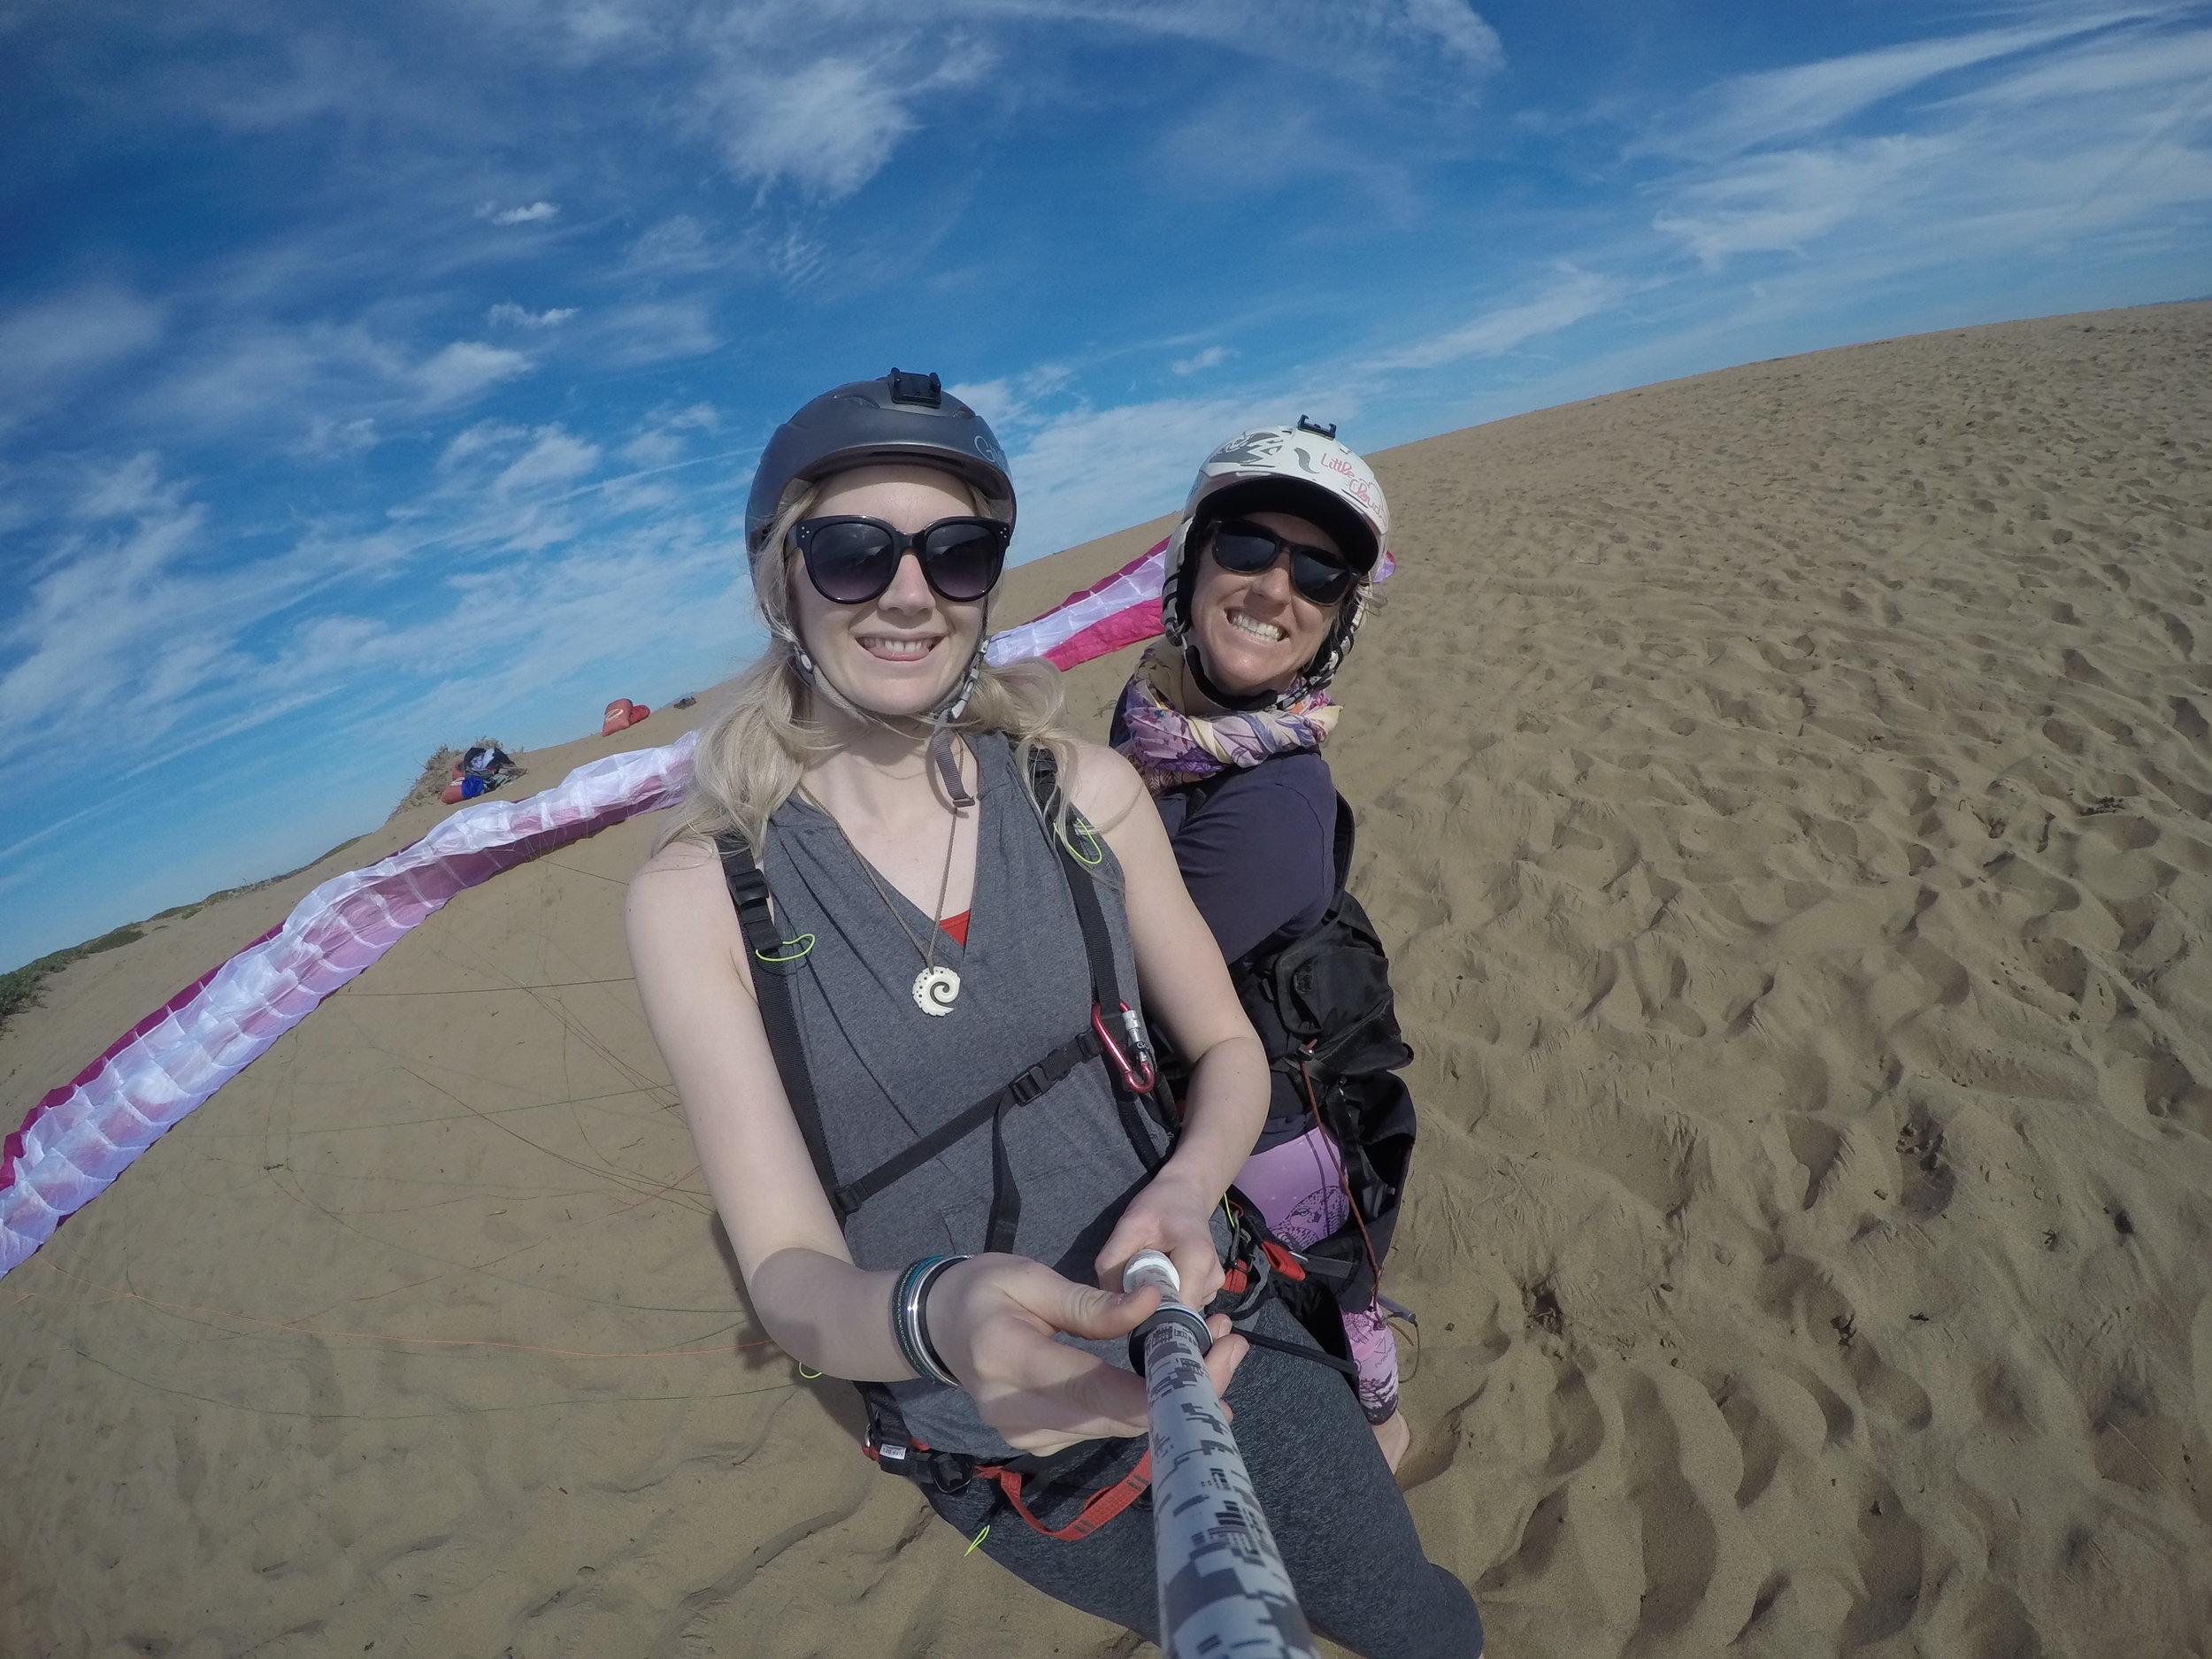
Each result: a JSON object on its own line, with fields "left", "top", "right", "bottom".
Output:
{"left": 0, "top": 283, "right": 165, "bottom": 433}
{"left": 480, "top": 199, "right": 563, "bottom": 225}
{"left": 412, "top": 339, "right": 536, "bottom": 407}
{"left": 1654, "top": 136, "right": 1955, "bottom": 268}
{"left": 987, "top": 388, "right": 1312, "bottom": 558}
{"left": 1646, "top": 12, "right": 2212, "bottom": 273}
{"left": 1371, "top": 269, "right": 1624, "bottom": 369}
{"left": 708, "top": 57, "right": 926, "bottom": 198}
{"left": 288, "top": 414, "right": 381, "bottom": 459}
{"left": 488, "top": 302, "right": 578, "bottom": 327}
{"left": 1172, "top": 345, "right": 1234, "bottom": 375}
{"left": 1644, "top": 12, "right": 2149, "bottom": 159}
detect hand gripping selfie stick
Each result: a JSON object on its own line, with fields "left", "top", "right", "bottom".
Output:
{"left": 1121, "top": 1249, "right": 1322, "bottom": 1659}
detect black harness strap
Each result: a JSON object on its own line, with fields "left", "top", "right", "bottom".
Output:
{"left": 717, "top": 833, "right": 842, "bottom": 1202}
{"left": 1026, "top": 749, "right": 1171, "bottom": 1175}
{"left": 837, "top": 1027, "right": 1102, "bottom": 1232}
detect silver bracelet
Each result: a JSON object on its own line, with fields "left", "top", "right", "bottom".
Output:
{"left": 894, "top": 1255, "right": 969, "bottom": 1386}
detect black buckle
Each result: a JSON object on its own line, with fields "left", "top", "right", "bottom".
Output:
{"left": 1007, "top": 1063, "right": 1053, "bottom": 1107}
{"left": 869, "top": 1429, "right": 975, "bottom": 1494}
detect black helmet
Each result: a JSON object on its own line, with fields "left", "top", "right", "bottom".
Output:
{"left": 744, "top": 368, "right": 1015, "bottom": 562}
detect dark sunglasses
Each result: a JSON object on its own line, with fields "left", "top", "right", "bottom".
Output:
{"left": 790, "top": 515, "right": 1011, "bottom": 605}
{"left": 1206, "top": 518, "right": 1358, "bottom": 606}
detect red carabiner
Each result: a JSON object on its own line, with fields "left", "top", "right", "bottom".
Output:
{"left": 1091, "top": 1002, "right": 1157, "bottom": 1094}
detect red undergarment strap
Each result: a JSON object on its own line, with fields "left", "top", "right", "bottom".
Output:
{"left": 995, "top": 1450, "right": 1153, "bottom": 1541}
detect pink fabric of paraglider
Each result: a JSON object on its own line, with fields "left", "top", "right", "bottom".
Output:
{"left": 985, "top": 539, "right": 1168, "bottom": 672}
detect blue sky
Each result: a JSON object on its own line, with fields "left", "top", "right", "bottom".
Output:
{"left": 4, "top": 0, "right": 2210, "bottom": 972}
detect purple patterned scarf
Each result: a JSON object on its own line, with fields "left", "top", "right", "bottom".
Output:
{"left": 1112, "top": 644, "right": 1339, "bottom": 793}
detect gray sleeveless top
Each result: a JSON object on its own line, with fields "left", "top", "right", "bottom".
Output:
{"left": 757, "top": 733, "right": 1205, "bottom": 1457}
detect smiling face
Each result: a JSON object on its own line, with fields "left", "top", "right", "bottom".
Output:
{"left": 787, "top": 464, "right": 990, "bottom": 719}
{"left": 1187, "top": 509, "right": 1344, "bottom": 700}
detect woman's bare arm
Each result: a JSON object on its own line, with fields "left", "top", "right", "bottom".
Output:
{"left": 1064, "top": 741, "right": 1271, "bottom": 1300}
{"left": 626, "top": 838, "right": 918, "bottom": 1379}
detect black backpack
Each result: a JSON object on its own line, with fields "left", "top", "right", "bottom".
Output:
{"left": 1169, "top": 780, "right": 1418, "bottom": 1315}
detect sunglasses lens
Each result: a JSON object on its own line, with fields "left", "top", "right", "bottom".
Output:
{"left": 1213, "top": 522, "right": 1353, "bottom": 604}
{"left": 803, "top": 520, "right": 898, "bottom": 603}
{"left": 921, "top": 520, "right": 1008, "bottom": 601}
{"left": 1291, "top": 552, "right": 1355, "bottom": 605}
{"left": 1210, "top": 527, "right": 1283, "bottom": 573}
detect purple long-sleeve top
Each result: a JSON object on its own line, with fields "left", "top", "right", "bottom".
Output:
{"left": 1149, "top": 750, "right": 1339, "bottom": 1151}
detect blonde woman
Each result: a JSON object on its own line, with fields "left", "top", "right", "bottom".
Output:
{"left": 626, "top": 372, "right": 1479, "bottom": 1656}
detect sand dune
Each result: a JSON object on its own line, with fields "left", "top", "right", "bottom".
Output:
{"left": 4, "top": 302, "right": 2209, "bottom": 1657}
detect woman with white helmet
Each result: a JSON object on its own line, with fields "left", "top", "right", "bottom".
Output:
{"left": 629, "top": 375, "right": 1479, "bottom": 1655}
{"left": 1110, "top": 419, "right": 1420, "bottom": 1469}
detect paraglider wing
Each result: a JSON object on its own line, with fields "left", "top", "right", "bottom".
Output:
{"left": 0, "top": 733, "right": 699, "bottom": 1279}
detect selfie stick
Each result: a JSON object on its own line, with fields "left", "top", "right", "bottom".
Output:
{"left": 1121, "top": 1248, "right": 1321, "bottom": 1659}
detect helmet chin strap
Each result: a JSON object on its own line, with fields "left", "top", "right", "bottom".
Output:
{"left": 926, "top": 651, "right": 983, "bottom": 808}
{"left": 1180, "top": 641, "right": 1290, "bottom": 714}
{"left": 778, "top": 618, "right": 983, "bottom": 808}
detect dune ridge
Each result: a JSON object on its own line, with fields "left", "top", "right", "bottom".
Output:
{"left": 4, "top": 302, "right": 2209, "bottom": 1657}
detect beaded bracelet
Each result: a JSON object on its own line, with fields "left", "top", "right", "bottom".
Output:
{"left": 891, "top": 1254, "right": 970, "bottom": 1386}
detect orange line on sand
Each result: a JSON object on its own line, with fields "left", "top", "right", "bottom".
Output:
{"left": 20, "top": 1257, "right": 776, "bottom": 1360}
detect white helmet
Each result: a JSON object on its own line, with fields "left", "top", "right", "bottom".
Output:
{"left": 1161, "top": 419, "right": 1391, "bottom": 709}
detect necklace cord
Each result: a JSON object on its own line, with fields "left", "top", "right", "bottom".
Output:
{"left": 799, "top": 751, "right": 967, "bottom": 975}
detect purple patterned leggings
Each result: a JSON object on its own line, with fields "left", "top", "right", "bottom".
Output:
{"left": 1234, "top": 1125, "right": 1400, "bottom": 1425}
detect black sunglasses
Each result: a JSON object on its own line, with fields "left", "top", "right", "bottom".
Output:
{"left": 1206, "top": 518, "right": 1358, "bottom": 606}
{"left": 790, "top": 515, "right": 1011, "bottom": 605}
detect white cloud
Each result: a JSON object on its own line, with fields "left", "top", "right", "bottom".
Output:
{"left": 946, "top": 364, "right": 1076, "bottom": 430}
{"left": 1371, "top": 268, "right": 1624, "bottom": 369}
{"left": 1014, "top": 0, "right": 1502, "bottom": 84}
{"left": 488, "top": 302, "right": 579, "bottom": 327}
{"left": 1654, "top": 136, "right": 1954, "bottom": 268}
{"left": 1172, "top": 345, "right": 1234, "bottom": 375}
{"left": 137, "top": 320, "right": 533, "bottom": 431}
{"left": 480, "top": 200, "right": 563, "bottom": 225}
{"left": 672, "top": 0, "right": 1495, "bottom": 203}
{"left": 619, "top": 402, "right": 721, "bottom": 466}
{"left": 622, "top": 214, "right": 721, "bottom": 273}
{"left": 1644, "top": 15, "right": 2212, "bottom": 273}
{"left": 594, "top": 296, "right": 720, "bottom": 365}
{"left": 1941, "top": 23, "right": 2212, "bottom": 108}
{"left": 438, "top": 419, "right": 527, "bottom": 472}
{"left": 0, "top": 284, "right": 165, "bottom": 427}
{"left": 411, "top": 340, "right": 535, "bottom": 407}
{"left": 996, "top": 390, "right": 1289, "bottom": 557}
{"left": 72, "top": 450, "right": 181, "bottom": 524}
{"left": 492, "top": 426, "right": 602, "bottom": 495}
{"left": 712, "top": 57, "right": 921, "bottom": 197}
{"left": 1649, "top": 12, "right": 2147, "bottom": 158}
{"left": 0, "top": 461, "right": 252, "bottom": 759}
{"left": 290, "top": 414, "right": 381, "bottom": 459}
{"left": 1399, "top": 0, "right": 1504, "bottom": 70}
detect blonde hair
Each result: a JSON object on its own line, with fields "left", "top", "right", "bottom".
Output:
{"left": 659, "top": 477, "right": 1080, "bottom": 857}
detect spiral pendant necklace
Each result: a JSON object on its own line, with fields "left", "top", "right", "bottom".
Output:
{"left": 805, "top": 778, "right": 965, "bottom": 1018}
